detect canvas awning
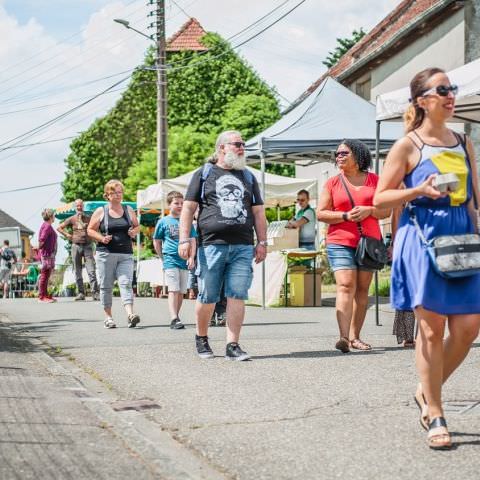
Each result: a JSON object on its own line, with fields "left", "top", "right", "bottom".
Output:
{"left": 245, "top": 76, "right": 403, "bottom": 164}
{"left": 376, "top": 58, "right": 480, "bottom": 123}
{"left": 137, "top": 166, "right": 318, "bottom": 209}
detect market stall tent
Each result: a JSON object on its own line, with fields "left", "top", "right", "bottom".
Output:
{"left": 245, "top": 76, "right": 403, "bottom": 164}
{"left": 137, "top": 166, "right": 318, "bottom": 209}
{"left": 376, "top": 58, "right": 480, "bottom": 123}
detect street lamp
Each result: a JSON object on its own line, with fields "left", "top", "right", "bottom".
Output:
{"left": 114, "top": 12, "right": 168, "bottom": 182}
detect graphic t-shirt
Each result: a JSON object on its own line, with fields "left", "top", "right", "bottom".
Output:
{"left": 153, "top": 215, "right": 197, "bottom": 270}
{"left": 185, "top": 165, "right": 264, "bottom": 246}
{"left": 295, "top": 206, "right": 316, "bottom": 243}
{"left": 64, "top": 213, "right": 91, "bottom": 244}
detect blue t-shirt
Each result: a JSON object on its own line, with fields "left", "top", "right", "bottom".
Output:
{"left": 153, "top": 215, "right": 196, "bottom": 270}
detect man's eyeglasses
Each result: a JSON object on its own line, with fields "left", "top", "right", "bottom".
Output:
{"left": 109, "top": 191, "right": 123, "bottom": 196}
{"left": 422, "top": 84, "right": 458, "bottom": 97}
{"left": 226, "top": 142, "right": 245, "bottom": 149}
{"left": 335, "top": 150, "right": 350, "bottom": 158}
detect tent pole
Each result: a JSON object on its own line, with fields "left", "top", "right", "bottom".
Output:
{"left": 261, "top": 151, "right": 266, "bottom": 310}
{"left": 136, "top": 209, "right": 141, "bottom": 278}
{"left": 375, "top": 120, "right": 382, "bottom": 327}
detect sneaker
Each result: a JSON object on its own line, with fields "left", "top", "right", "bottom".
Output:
{"left": 74, "top": 293, "right": 85, "bottom": 301}
{"left": 38, "top": 297, "right": 54, "bottom": 304}
{"left": 170, "top": 318, "right": 185, "bottom": 330}
{"left": 225, "top": 342, "right": 250, "bottom": 361}
{"left": 92, "top": 293, "right": 100, "bottom": 301}
{"left": 127, "top": 314, "right": 140, "bottom": 328}
{"left": 195, "top": 335, "right": 214, "bottom": 359}
{"left": 104, "top": 317, "right": 116, "bottom": 329}
{"left": 209, "top": 313, "right": 217, "bottom": 327}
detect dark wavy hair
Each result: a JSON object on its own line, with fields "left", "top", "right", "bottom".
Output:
{"left": 339, "top": 139, "right": 372, "bottom": 172}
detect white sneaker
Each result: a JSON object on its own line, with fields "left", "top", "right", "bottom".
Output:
{"left": 104, "top": 317, "right": 116, "bottom": 329}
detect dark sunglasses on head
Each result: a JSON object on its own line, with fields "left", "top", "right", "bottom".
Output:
{"left": 335, "top": 150, "right": 350, "bottom": 158}
{"left": 226, "top": 141, "right": 245, "bottom": 148}
{"left": 422, "top": 84, "right": 458, "bottom": 97}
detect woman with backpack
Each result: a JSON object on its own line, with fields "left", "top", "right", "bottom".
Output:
{"left": 87, "top": 180, "right": 141, "bottom": 329}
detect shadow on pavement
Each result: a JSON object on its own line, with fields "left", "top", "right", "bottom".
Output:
{"left": 251, "top": 349, "right": 385, "bottom": 360}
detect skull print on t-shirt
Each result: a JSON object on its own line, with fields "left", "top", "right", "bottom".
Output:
{"left": 185, "top": 164, "right": 263, "bottom": 246}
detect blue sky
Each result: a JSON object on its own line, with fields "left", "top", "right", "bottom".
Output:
{"left": 0, "top": 0, "right": 400, "bottom": 261}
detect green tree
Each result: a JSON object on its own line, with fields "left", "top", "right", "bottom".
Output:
{"left": 123, "top": 126, "right": 215, "bottom": 200}
{"left": 322, "top": 28, "right": 366, "bottom": 68}
{"left": 63, "top": 33, "right": 280, "bottom": 201}
{"left": 220, "top": 94, "right": 280, "bottom": 141}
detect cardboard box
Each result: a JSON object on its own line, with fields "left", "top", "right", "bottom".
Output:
{"left": 289, "top": 271, "right": 322, "bottom": 306}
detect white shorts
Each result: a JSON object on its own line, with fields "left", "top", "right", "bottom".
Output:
{"left": 0, "top": 268, "right": 11, "bottom": 283}
{"left": 164, "top": 268, "right": 189, "bottom": 293}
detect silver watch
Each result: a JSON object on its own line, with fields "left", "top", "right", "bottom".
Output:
{"left": 257, "top": 240, "right": 268, "bottom": 246}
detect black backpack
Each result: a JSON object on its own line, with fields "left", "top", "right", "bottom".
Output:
{"left": 1, "top": 248, "right": 14, "bottom": 269}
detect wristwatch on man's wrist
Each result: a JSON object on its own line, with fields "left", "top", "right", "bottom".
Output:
{"left": 257, "top": 240, "right": 268, "bottom": 247}
{"left": 178, "top": 238, "right": 191, "bottom": 245}
{"left": 342, "top": 212, "right": 348, "bottom": 222}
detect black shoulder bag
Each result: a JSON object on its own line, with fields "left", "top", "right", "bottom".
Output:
{"left": 338, "top": 174, "right": 388, "bottom": 270}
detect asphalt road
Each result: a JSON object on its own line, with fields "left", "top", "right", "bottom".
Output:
{"left": 1, "top": 297, "right": 480, "bottom": 479}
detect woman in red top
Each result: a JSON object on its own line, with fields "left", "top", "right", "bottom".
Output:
{"left": 317, "top": 140, "right": 390, "bottom": 353}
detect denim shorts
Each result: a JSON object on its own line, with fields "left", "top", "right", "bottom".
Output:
{"left": 196, "top": 244, "right": 254, "bottom": 304}
{"left": 326, "top": 244, "right": 374, "bottom": 272}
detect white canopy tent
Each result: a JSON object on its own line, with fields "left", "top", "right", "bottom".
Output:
{"left": 137, "top": 166, "right": 318, "bottom": 210}
{"left": 376, "top": 58, "right": 480, "bottom": 123}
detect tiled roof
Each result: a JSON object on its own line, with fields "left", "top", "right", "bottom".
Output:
{"left": 166, "top": 18, "right": 208, "bottom": 52}
{"left": 0, "top": 209, "right": 34, "bottom": 235}
{"left": 294, "top": 0, "right": 457, "bottom": 106}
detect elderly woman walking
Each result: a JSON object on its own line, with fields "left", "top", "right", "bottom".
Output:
{"left": 317, "top": 139, "right": 390, "bottom": 353}
{"left": 87, "top": 180, "right": 141, "bottom": 329}
{"left": 38, "top": 208, "right": 57, "bottom": 303}
{"left": 374, "top": 68, "right": 480, "bottom": 449}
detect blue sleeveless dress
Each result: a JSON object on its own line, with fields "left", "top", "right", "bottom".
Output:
{"left": 391, "top": 135, "right": 480, "bottom": 314}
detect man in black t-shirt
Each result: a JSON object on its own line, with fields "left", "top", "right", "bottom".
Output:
{"left": 179, "top": 130, "right": 267, "bottom": 361}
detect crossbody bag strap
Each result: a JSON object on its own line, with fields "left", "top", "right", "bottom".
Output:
{"left": 407, "top": 204, "right": 430, "bottom": 247}
{"left": 338, "top": 174, "right": 363, "bottom": 235}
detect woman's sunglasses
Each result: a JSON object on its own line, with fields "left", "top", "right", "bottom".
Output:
{"left": 335, "top": 150, "right": 350, "bottom": 158}
{"left": 421, "top": 84, "right": 458, "bottom": 97}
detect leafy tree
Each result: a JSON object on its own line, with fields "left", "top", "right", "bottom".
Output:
{"left": 123, "top": 126, "right": 215, "bottom": 200}
{"left": 322, "top": 28, "right": 366, "bottom": 68}
{"left": 220, "top": 94, "right": 280, "bottom": 141}
{"left": 63, "top": 33, "right": 280, "bottom": 201}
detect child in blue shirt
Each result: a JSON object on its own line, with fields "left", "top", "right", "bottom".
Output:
{"left": 153, "top": 191, "right": 196, "bottom": 329}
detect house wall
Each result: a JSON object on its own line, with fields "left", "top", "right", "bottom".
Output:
{"left": 367, "top": 9, "right": 464, "bottom": 101}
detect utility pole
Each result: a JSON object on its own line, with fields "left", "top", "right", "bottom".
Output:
{"left": 155, "top": 0, "right": 168, "bottom": 181}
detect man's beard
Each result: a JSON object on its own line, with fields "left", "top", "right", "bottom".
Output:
{"left": 223, "top": 151, "right": 246, "bottom": 170}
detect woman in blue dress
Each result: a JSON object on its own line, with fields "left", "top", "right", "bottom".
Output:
{"left": 374, "top": 68, "right": 480, "bottom": 450}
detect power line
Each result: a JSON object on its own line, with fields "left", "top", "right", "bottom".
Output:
{"left": 0, "top": 137, "right": 76, "bottom": 150}
{"left": 0, "top": 182, "right": 62, "bottom": 194}
{"left": 0, "top": 74, "right": 132, "bottom": 151}
{"left": 0, "top": 87, "right": 126, "bottom": 116}
{"left": 0, "top": 90, "right": 126, "bottom": 162}
{"left": 164, "top": 0, "right": 292, "bottom": 69}
{"left": 164, "top": 0, "right": 308, "bottom": 73}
